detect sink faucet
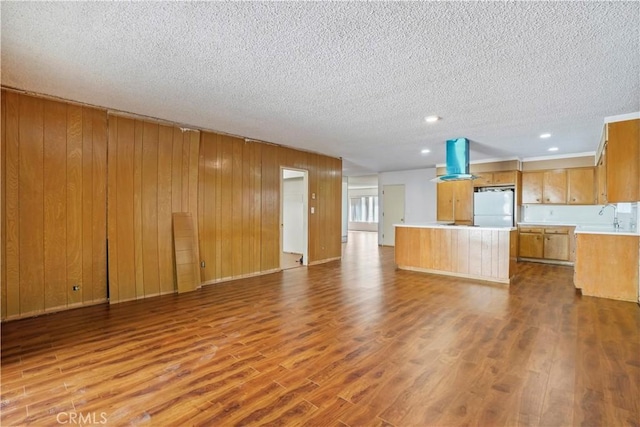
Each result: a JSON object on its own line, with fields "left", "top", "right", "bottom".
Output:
{"left": 599, "top": 204, "right": 620, "bottom": 228}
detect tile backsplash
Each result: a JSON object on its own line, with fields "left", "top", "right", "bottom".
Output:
{"left": 522, "top": 203, "right": 638, "bottom": 230}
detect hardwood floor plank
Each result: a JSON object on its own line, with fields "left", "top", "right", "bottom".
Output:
{"left": 1, "top": 231, "right": 639, "bottom": 426}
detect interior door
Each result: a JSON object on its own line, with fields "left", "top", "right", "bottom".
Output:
{"left": 382, "top": 184, "right": 405, "bottom": 246}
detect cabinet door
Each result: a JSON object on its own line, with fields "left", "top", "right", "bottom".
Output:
{"left": 519, "top": 232, "right": 543, "bottom": 258}
{"left": 453, "top": 180, "right": 473, "bottom": 222}
{"left": 437, "top": 182, "right": 454, "bottom": 221}
{"left": 607, "top": 119, "right": 639, "bottom": 202}
{"left": 522, "top": 171, "right": 543, "bottom": 204}
{"left": 473, "top": 172, "right": 493, "bottom": 187}
{"left": 492, "top": 171, "right": 516, "bottom": 185}
{"left": 597, "top": 148, "right": 607, "bottom": 205}
{"left": 544, "top": 234, "right": 569, "bottom": 260}
{"left": 543, "top": 170, "right": 567, "bottom": 204}
{"left": 568, "top": 168, "right": 595, "bottom": 205}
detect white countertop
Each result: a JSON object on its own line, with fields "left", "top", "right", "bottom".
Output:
{"left": 517, "top": 221, "right": 579, "bottom": 227}
{"left": 395, "top": 223, "right": 517, "bottom": 231}
{"left": 518, "top": 222, "right": 639, "bottom": 236}
{"left": 574, "top": 225, "right": 639, "bottom": 236}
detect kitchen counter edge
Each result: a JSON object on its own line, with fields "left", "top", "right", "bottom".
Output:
{"left": 518, "top": 222, "right": 639, "bottom": 236}
{"left": 395, "top": 224, "right": 517, "bottom": 231}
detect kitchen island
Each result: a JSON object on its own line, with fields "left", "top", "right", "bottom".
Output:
{"left": 395, "top": 224, "right": 518, "bottom": 284}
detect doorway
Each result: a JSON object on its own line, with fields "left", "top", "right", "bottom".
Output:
{"left": 382, "top": 184, "right": 405, "bottom": 246}
{"left": 281, "top": 168, "right": 309, "bottom": 270}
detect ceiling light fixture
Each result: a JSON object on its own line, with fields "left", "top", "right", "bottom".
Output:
{"left": 425, "top": 115, "right": 440, "bottom": 123}
{"left": 421, "top": 149, "right": 431, "bottom": 154}
{"left": 548, "top": 147, "right": 559, "bottom": 152}
{"left": 540, "top": 133, "right": 551, "bottom": 139}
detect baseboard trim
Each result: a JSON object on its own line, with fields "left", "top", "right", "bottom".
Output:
{"left": 308, "top": 256, "right": 341, "bottom": 266}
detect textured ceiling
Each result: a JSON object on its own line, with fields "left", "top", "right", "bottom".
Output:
{"left": 2, "top": 2, "right": 639, "bottom": 175}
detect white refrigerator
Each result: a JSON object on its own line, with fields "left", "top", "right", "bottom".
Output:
{"left": 473, "top": 189, "right": 515, "bottom": 227}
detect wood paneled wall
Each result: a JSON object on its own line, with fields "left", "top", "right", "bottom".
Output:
{"left": 107, "top": 115, "right": 200, "bottom": 303}
{"left": 1, "top": 91, "right": 108, "bottom": 319}
{"left": 2, "top": 91, "right": 342, "bottom": 319}
{"left": 198, "top": 133, "right": 342, "bottom": 284}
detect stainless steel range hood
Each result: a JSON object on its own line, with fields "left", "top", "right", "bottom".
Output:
{"left": 432, "top": 138, "right": 476, "bottom": 183}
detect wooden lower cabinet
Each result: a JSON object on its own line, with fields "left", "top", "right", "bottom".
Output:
{"left": 575, "top": 233, "right": 639, "bottom": 302}
{"left": 519, "top": 232, "right": 543, "bottom": 258}
{"left": 518, "top": 226, "right": 573, "bottom": 262}
{"left": 544, "top": 233, "right": 569, "bottom": 260}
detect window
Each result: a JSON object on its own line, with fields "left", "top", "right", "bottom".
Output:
{"left": 349, "top": 196, "right": 379, "bottom": 223}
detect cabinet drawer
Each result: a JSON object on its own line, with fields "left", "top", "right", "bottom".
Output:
{"left": 544, "top": 227, "right": 570, "bottom": 234}
{"left": 519, "top": 227, "right": 543, "bottom": 234}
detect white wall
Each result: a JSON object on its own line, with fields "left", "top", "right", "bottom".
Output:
{"left": 283, "top": 177, "right": 304, "bottom": 253}
{"left": 378, "top": 168, "right": 437, "bottom": 244}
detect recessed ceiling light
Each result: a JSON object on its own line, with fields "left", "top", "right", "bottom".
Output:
{"left": 540, "top": 133, "right": 551, "bottom": 139}
{"left": 425, "top": 115, "right": 440, "bottom": 123}
{"left": 548, "top": 147, "right": 559, "bottom": 152}
{"left": 421, "top": 149, "right": 431, "bottom": 154}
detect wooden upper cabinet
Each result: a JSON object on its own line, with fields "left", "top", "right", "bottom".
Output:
{"left": 522, "top": 170, "right": 569, "bottom": 204}
{"left": 492, "top": 171, "right": 517, "bottom": 185}
{"left": 542, "top": 170, "right": 567, "bottom": 204}
{"left": 472, "top": 170, "right": 517, "bottom": 187}
{"left": 522, "top": 171, "right": 543, "bottom": 203}
{"left": 606, "top": 119, "right": 639, "bottom": 202}
{"left": 568, "top": 168, "right": 595, "bottom": 205}
{"left": 473, "top": 172, "right": 493, "bottom": 187}
{"left": 597, "top": 147, "right": 607, "bottom": 205}
{"left": 436, "top": 180, "right": 473, "bottom": 222}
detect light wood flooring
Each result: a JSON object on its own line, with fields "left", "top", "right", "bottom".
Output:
{"left": 1, "top": 231, "right": 639, "bottom": 426}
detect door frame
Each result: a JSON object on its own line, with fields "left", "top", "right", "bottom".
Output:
{"left": 280, "top": 167, "right": 309, "bottom": 268}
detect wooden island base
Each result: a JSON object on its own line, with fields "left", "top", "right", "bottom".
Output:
{"left": 395, "top": 225, "right": 517, "bottom": 284}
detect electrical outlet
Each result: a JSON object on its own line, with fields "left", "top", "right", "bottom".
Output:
{"left": 201, "top": 261, "right": 205, "bottom": 268}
